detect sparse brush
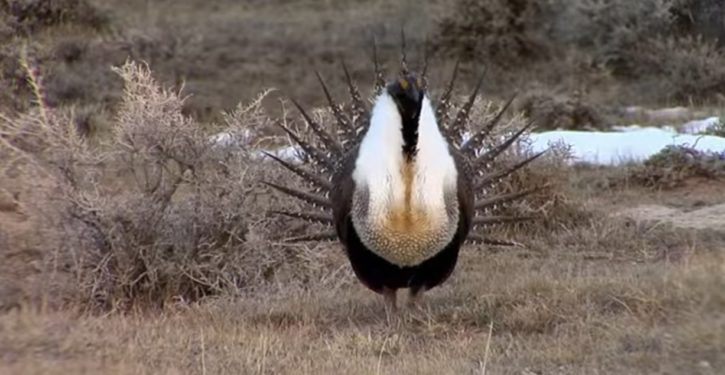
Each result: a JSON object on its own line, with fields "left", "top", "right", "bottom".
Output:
{"left": 702, "top": 119, "right": 725, "bottom": 137}
{"left": 494, "top": 137, "right": 593, "bottom": 236}
{"left": 0, "top": 59, "right": 345, "bottom": 310}
{"left": 1, "top": 0, "right": 111, "bottom": 36}
{"left": 0, "top": 55, "right": 588, "bottom": 311}
{"left": 557, "top": 0, "right": 674, "bottom": 76}
{"left": 629, "top": 144, "right": 725, "bottom": 188}
{"left": 433, "top": 0, "right": 553, "bottom": 65}
{"left": 638, "top": 36, "right": 725, "bottom": 102}
{"left": 434, "top": 0, "right": 725, "bottom": 105}
{"left": 520, "top": 91, "right": 606, "bottom": 131}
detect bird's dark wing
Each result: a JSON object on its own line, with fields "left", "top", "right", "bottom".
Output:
{"left": 329, "top": 146, "right": 360, "bottom": 244}
{"left": 450, "top": 147, "right": 475, "bottom": 239}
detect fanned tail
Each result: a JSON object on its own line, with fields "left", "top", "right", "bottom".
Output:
{"left": 315, "top": 71, "right": 356, "bottom": 145}
{"left": 436, "top": 59, "right": 460, "bottom": 129}
{"left": 466, "top": 235, "right": 522, "bottom": 247}
{"left": 282, "top": 232, "right": 338, "bottom": 243}
{"left": 262, "top": 151, "right": 331, "bottom": 191}
{"left": 445, "top": 71, "right": 486, "bottom": 146}
{"left": 460, "top": 93, "right": 517, "bottom": 156}
{"left": 271, "top": 210, "right": 334, "bottom": 226}
{"left": 265, "top": 39, "right": 546, "bottom": 246}
{"left": 263, "top": 181, "right": 332, "bottom": 210}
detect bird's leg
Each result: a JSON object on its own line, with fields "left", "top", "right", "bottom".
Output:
{"left": 382, "top": 287, "right": 398, "bottom": 315}
{"left": 407, "top": 287, "right": 424, "bottom": 309}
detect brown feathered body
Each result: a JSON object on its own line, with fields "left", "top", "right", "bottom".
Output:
{"left": 265, "top": 52, "right": 542, "bottom": 306}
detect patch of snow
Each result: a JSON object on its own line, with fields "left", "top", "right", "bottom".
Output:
{"left": 612, "top": 124, "right": 679, "bottom": 133}
{"left": 209, "top": 132, "right": 236, "bottom": 147}
{"left": 612, "top": 124, "right": 644, "bottom": 132}
{"left": 211, "top": 118, "right": 725, "bottom": 167}
{"left": 255, "top": 146, "right": 303, "bottom": 162}
{"left": 529, "top": 127, "right": 725, "bottom": 165}
{"left": 461, "top": 131, "right": 472, "bottom": 143}
{"left": 681, "top": 116, "right": 720, "bottom": 134}
{"left": 208, "top": 129, "right": 255, "bottom": 149}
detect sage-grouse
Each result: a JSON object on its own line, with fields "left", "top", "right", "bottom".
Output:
{"left": 264, "top": 47, "right": 542, "bottom": 310}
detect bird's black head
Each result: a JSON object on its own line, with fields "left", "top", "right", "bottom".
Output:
{"left": 387, "top": 74, "right": 425, "bottom": 159}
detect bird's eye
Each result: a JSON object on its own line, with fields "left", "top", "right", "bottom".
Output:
{"left": 398, "top": 78, "right": 409, "bottom": 90}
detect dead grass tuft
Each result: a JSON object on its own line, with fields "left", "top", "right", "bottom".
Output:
{"left": 628, "top": 145, "right": 725, "bottom": 189}
{"left": 433, "top": 0, "right": 553, "bottom": 66}
{"left": 0, "top": 59, "right": 346, "bottom": 310}
{"left": 466, "top": 101, "right": 593, "bottom": 237}
{"left": 520, "top": 91, "right": 606, "bottom": 131}
{"left": 1, "top": 0, "right": 110, "bottom": 37}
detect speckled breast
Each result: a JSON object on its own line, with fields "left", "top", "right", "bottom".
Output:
{"left": 351, "top": 190, "right": 460, "bottom": 267}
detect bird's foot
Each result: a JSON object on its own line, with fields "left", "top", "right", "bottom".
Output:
{"left": 382, "top": 287, "right": 399, "bottom": 324}
{"left": 407, "top": 288, "right": 424, "bottom": 310}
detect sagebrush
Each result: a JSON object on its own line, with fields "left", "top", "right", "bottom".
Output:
{"left": 435, "top": 0, "right": 725, "bottom": 104}
{"left": 0, "top": 57, "right": 580, "bottom": 310}
{"left": 0, "top": 60, "right": 349, "bottom": 310}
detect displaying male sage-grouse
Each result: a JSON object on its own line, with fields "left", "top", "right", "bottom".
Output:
{"left": 264, "top": 45, "right": 543, "bottom": 310}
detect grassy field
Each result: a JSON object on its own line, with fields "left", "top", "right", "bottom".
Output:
{"left": 1, "top": 182, "right": 724, "bottom": 374}
{"left": 2, "top": 0, "right": 725, "bottom": 374}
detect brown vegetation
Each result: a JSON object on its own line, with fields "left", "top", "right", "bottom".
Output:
{"left": 2, "top": 56, "right": 724, "bottom": 373}
{"left": 1, "top": 1, "right": 724, "bottom": 373}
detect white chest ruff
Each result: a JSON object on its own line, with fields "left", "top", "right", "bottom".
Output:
{"left": 350, "top": 93, "right": 460, "bottom": 267}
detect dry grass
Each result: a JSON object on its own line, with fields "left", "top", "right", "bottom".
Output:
{"left": 1, "top": 59, "right": 724, "bottom": 373}
{"left": 625, "top": 145, "right": 725, "bottom": 189}
{"left": 0, "top": 59, "right": 346, "bottom": 310}
{"left": 1, "top": 224, "right": 723, "bottom": 374}
{"left": 4, "top": 0, "right": 725, "bottom": 127}
{"left": 1, "top": 2, "right": 725, "bottom": 371}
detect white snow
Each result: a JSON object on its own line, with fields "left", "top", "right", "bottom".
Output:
{"left": 218, "top": 113, "right": 725, "bottom": 166}
{"left": 255, "top": 145, "right": 303, "bottom": 161}
{"left": 529, "top": 127, "right": 725, "bottom": 165}
{"left": 256, "top": 127, "right": 725, "bottom": 166}
{"left": 681, "top": 116, "right": 720, "bottom": 135}
{"left": 208, "top": 129, "right": 255, "bottom": 148}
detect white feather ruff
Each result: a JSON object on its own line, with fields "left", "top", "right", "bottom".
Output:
{"left": 353, "top": 92, "right": 458, "bottom": 223}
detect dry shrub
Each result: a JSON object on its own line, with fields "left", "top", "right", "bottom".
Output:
{"left": 636, "top": 36, "right": 725, "bottom": 102}
{"left": 0, "top": 59, "right": 342, "bottom": 310}
{"left": 628, "top": 145, "right": 725, "bottom": 188}
{"left": 433, "top": 0, "right": 675, "bottom": 69}
{"left": 506, "top": 141, "right": 594, "bottom": 235}
{"left": 670, "top": 0, "right": 725, "bottom": 45}
{"left": 520, "top": 91, "right": 606, "bottom": 131}
{"left": 467, "top": 100, "right": 591, "bottom": 238}
{"left": 0, "top": 0, "right": 110, "bottom": 37}
{"left": 703, "top": 119, "right": 725, "bottom": 138}
{"left": 551, "top": 0, "right": 725, "bottom": 103}
{"left": 433, "top": 0, "right": 553, "bottom": 66}
{"left": 556, "top": 0, "right": 674, "bottom": 76}
{"left": 435, "top": 0, "right": 725, "bottom": 103}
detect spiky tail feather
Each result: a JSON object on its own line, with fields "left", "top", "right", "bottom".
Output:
{"left": 265, "top": 45, "right": 545, "bottom": 247}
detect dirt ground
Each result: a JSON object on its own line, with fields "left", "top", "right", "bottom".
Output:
{"left": 620, "top": 203, "right": 725, "bottom": 230}
{"left": 1, "top": 172, "right": 724, "bottom": 374}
